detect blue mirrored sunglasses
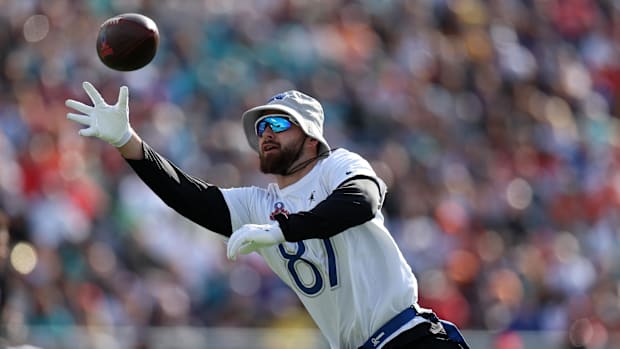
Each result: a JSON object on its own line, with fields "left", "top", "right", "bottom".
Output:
{"left": 255, "top": 115, "right": 296, "bottom": 137}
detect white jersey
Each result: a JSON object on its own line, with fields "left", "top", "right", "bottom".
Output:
{"left": 221, "top": 148, "right": 418, "bottom": 349}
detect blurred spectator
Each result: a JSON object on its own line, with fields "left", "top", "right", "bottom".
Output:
{"left": 0, "top": 210, "right": 9, "bottom": 319}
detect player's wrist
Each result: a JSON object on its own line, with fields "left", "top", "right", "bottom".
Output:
{"left": 111, "top": 127, "right": 133, "bottom": 147}
{"left": 273, "top": 214, "right": 291, "bottom": 242}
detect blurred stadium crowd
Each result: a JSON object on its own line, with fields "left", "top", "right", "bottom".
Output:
{"left": 1, "top": 0, "right": 620, "bottom": 348}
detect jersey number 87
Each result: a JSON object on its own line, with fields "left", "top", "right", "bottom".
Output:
{"left": 278, "top": 238, "right": 338, "bottom": 296}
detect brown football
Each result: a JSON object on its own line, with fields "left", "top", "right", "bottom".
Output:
{"left": 96, "top": 13, "right": 159, "bottom": 71}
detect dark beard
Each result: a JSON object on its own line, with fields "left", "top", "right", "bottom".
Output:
{"left": 259, "top": 142, "right": 303, "bottom": 175}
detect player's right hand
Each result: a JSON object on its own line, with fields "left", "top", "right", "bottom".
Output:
{"left": 65, "top": 81, "right": 132, "bottom": 147}
{"left": 227, "top": 223, "right": 285, "bottom": 261}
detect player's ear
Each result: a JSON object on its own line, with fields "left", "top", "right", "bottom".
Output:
{"left": 308, "top": 137, "right": 318, "bottom": 145}
{"left": 306, "top": 137, "right": 319, "bottom": 154}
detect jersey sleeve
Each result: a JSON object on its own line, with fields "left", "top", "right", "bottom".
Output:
{"left": 219, "top": 186, "right": 266, "bottom": 233}
{"left": 321, "top": 149, "right": 387, "bottom": 205}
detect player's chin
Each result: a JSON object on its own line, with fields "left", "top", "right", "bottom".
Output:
{"left": 259, "top": 154, "right": 285, "bottom": 174}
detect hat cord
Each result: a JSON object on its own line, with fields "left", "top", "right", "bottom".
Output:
{"left": 284, "top": 145, "right": 332, "bottom": 176}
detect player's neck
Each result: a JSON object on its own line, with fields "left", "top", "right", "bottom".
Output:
{"left": 275, "top": 158, "right": 319, "bottom": 189}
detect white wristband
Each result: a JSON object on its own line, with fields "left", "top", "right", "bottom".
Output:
{"left": 111, "top": 128, "right": 132, "bottom": 147}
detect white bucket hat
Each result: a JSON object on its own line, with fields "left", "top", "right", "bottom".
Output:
{"left": 242, "top": 90, "right": 331, "bottom": 156}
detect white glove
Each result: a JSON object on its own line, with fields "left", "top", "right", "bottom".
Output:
{"left": 227, "top": 223, "right": 285, "bottom": 261}
{"left": 65, "top": 81, "right": 132, "bottom": 147}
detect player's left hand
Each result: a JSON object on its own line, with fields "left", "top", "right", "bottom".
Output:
{"left": 227, "top": 223, "right": 285, "bottom": 261}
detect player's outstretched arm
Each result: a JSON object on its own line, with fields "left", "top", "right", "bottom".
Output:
{"left": 65, "top": 81, "right": 233, "bottom": 237}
